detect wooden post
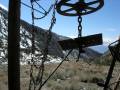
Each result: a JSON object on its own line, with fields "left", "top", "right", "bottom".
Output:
{"left": 8, "top": 0, "right": 21, "bottom": 90}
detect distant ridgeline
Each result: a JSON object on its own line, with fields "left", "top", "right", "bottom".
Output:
{"left": 0, "top": 5, "right": 102, "bottom": 64}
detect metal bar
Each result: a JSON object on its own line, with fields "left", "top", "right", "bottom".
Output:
{"left": 103, "top": 57, "right": 116, "bottom": 90}
{"left": 8, "top": 0, "right": 21, "bottom": 90}
{"left": 103, "top": 47, "right": 117, "bottom": 90}
{"left": 58, "top": 33, "right": 103, "bottom": 50}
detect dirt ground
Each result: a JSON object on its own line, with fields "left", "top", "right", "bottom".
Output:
{"left": 0, "top": 61, "right": 120, "bottom": 90}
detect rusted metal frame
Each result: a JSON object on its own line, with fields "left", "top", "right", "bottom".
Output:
{"left": 58, "top": 33, "right": 103, "bottom": 50}
{"left": 103, "top": 56, "right": 116, "bottom": 90}
{"left": 103, "top": 46, "right": 118, "bottom": 90}
{"left": 8, "top": 0, "right": 21, "bottom": 90}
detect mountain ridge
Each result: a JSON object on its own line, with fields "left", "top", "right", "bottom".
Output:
{"left": 0, "top": 5, "right": 102, "bottom": 64}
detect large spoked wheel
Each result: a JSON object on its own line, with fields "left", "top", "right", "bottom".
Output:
{"left": 56, "top": 0, "right": 104, "bottom": 16}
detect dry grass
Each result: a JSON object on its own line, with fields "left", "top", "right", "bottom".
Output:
{"left": 0, "top": 60, "right": 120, "bottom": 90}
{"left": 0, "top": 65, "right": 8, "bottom": 90}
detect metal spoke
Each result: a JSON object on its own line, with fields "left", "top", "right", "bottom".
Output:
{"left": 86, "top": 6, "right": 96, "bottom": 10}
{"left": 86, "top": 0, "right": 99, "bottom": 5}
{"left": 56, "top": 0, "right": 104, "bottom": 16}
{"left": 63, "top": 7, "right": 74, "bottom": 12}
{"left": 64, "top": 3, "right": 74, "bottom": 7}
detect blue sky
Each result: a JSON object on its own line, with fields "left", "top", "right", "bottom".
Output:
{"left": 0, "top": 0, "right": 120, "bottom": 52}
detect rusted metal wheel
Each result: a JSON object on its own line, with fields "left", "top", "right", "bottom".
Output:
{"left": 56, "top": 0, "right": 104, "bottom": 16}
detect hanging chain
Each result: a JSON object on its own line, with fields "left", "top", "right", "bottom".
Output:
{"left": 28, "top": 0, "right": 58, "bottom": 90}
{"left": 21, "top": 0, "right": 54, "bottom": 20}
{"left": 29, "top": 0, "right": 36, "bottom": 90}
{"left": 28, "top": 0, "right": 73, "bottom": 90}
{"left": 78, "top": 15, "right": 82, "bottom": 37}
{"left": 36, "top": 2, "right": 57, "bottom": 89}
{"left": 31, "top": 0, "right": 35, "bottom": 55}
{"left": 77, "top": 15, "right": 83, "bottom": 62}
{"left": 38, "top": 13, "right": 73, "bottom": 89}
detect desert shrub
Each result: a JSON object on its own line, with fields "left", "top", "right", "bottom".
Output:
{"left": 89, "top": 77, "right": 104, "bottom": 84}
{"left": 51, "top": 72, "right": 66, "bottom": 81}
{"left": 47, "top": 80, "right": 56, "bottom": 87}
{"left": 92, "top": 58, "right": 111, "bottom": 66}
{"left": 69, "top": 85, "right": 81, "bottom": 90}
{"left": 65, "top": 68, "right": 75, "bottom": 78}
{"left": 51, "top": 84, "right": 63, "bottom": 90}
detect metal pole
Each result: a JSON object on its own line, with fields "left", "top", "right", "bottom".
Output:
{"left": 8, "top": 0, "right": 21, "bottom": 90}
{"left": 103, "top": 57, "right": 116, "bottom": 90}
{"left": 104, "top": 47, "right": 117, "bottom": 90}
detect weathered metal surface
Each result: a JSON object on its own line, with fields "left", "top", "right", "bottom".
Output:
{"left": 103, "top": 40, "right": 120, "bottom": 90}
{"left": 58, "top": 33, "right": 103, "bottom": 50}
{"left": 56, "top": 0, "right": 104, "bottom": 16}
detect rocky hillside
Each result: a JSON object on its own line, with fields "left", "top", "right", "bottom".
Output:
{"left": 0, "top": 5, "right": 102, "bottom": 64}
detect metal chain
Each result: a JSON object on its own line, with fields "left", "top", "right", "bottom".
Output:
{"left": 21, "top": 0, "right": 53, "bottom": 20}
{"left": 31, "top": 0, "right": 35, "bottom": 55}
{"left": 78, "top": 15, "right": 82, "bottom": 37}
{"left": 77, "top": 15, "right": 83, "bottom": 62}
{"left": 28, "top": 0, "right": 73, "bottom": 90}
{"left": 37, "top": 2, "right": 57, "bottom": 90}
{"left": 29, "top": 0, "right": 37, "bottom": 89}
{"left": 28, "top": 0, "right": 58, "bottom": 90}
{"left": 33, "top": 0, "right": 53, "bottom": 19}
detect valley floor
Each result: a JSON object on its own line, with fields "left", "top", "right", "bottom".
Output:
{"left": 0, "top": 60, "right": 120, "bottom": 90}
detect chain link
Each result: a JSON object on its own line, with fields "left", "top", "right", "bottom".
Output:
{"left": 31, "top": 1, "right": 35, "bottom": 55}
{"left": 28, "top": 0, "right": 73, "bottom": 89}
{"left": 78, "top": 15, "right": 82, "bottom": 37}
{"left": 28, "top": 0, "right": 58, "bottom": 90}
{"left": 29, "top": 0, "right": 36, "bottom": 90}
{"left": 37, "top": 3, "right": 57, "bottom": 90}
{"left": 77, "top": 15, "right": 83, "bottom": 62}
